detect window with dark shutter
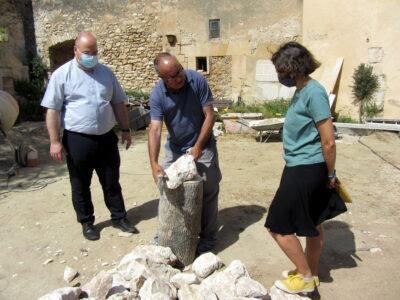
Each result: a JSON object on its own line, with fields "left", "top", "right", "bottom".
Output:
{"left": 209, "top": 19, "right": 220, "bottom": 39}
{"left": 196, "top": 57, "right": 208, "bottom": 72}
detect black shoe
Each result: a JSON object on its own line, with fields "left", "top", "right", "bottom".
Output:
{"left": 112, "top": 217, "right": 139, "bottom": 234}
{"left": 82, "top": 222, "right": 100, "bottom": 241}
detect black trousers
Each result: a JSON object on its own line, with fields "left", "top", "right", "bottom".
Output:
{"left": 62, "top": 129, "right": 127, "bottom": 224}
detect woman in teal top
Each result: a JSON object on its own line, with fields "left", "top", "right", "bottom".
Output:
{"left": 265, "top": 42, "right": 346, "bottom": 294}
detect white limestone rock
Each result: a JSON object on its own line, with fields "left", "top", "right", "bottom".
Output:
{"left": 170, "top": 272, "right": 199, "bottom": 289}
{"left": 200, "top": 271, "right": 236, "bottom": 299}
{"left": 118, "top": 260, "right": 150, "bottom": 283}
{"left": 269, "top": 286, "right": 312, "bottom": 300}
{"left": 128, "top": 245, "right": 178, "bottom": 266}
{"left": 147, "top": 262, "right": 181, "bottom": 282}
{"left": 192, "top": 252, "right": 224, "bottom": 278}
{"left": 223, "top": 260, "right": 250, "bottom": 281}
{"left": 177, "top": 284, "right": 199, "bottom": 300}
{"left": 235, "top": 276, "right": 269, "bottom": 298}
{"left": 81, "top": 270, "right": 113, "bottom": 299}
{"left": 107, "top": 290, "right": 137, "bottom": 300}
{"left": 63, "top": 266, "right": 79, "bottom": 283}
{"left": 199, "top": 260, "right": 255, "bottom": 299}
{"left": 165, "top": 154, "right": 198, "bottom": 189}
{"left": 38, "top": 287, "right": 81, "bottom": 300}
{"left": 138, "top": 277, "right": 177, "bottom": 300}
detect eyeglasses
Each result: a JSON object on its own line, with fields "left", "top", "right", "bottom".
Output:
{"left": 160, "top": 67, "right": 184, "bottom": 82}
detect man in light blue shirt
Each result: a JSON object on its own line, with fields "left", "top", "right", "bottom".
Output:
{"left": 41, "top": 32, "right": 138, "bottom": 240}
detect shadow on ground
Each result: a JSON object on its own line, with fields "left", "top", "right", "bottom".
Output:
{"left": 319, "top": 220, "right": 360, "bottom": 283}
{"left": 215, "top": 204, "right": 267, "bottom": 254}
{"left": 96, "top": 198, "right": 159, "bottom": 232}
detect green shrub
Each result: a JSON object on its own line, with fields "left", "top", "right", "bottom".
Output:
{"left": 125, "top": 90, "right": 150, "bottom": 100}
{"left": 351, "top": 63, "right": 380, "bottom": 122}
{"left": 14, "top": 80, "right": 44, "bottom": 122}
{"left": 336, "top": 114, "right": 357, "bottom": 123}
{"left": 227, "top": 99, "right": 290, "bottom": 118}
{"left": 13, "top": 56, "right": 48, "bottom": 122}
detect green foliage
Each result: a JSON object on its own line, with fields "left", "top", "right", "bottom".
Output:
{"left": 351, "top": 63, "right": 380, "bottom": 122}
{"left": 0, "top": 26, "right": 8, "bottom": 42}
{"left": 364, "top": 102, "right": 384, "bottom": 119}
{"left": 227, "top": 99, "right": 290, "bottom": 118}
{"left": 125, "top": 90, "right": 150, "bottom": 100}
{"left": 14, "top": 80, "right": 44, "bottom": 122}
{"left": 336, "top": 114, "right": 358, "bottom": 123}
{"left": 14, "top": 56, "right": 48, "bottom": 122}
{"left": 30, "top": 56, "right": 48, "bottom": 91}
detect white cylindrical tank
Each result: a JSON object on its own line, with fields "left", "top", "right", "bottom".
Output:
{"left": 0, "top": 90, "right": 19, "bottom": 132}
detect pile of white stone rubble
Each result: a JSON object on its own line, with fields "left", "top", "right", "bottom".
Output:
{"left": 39, "top": 245, "right": 310, "bottom": 300}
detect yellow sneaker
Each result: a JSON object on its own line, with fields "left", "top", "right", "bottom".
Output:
{"left": 282, "top": 269, "right": 320, "bottom": 286}
{"left": 274, "top": 274, "right": 316, "bottom": 294}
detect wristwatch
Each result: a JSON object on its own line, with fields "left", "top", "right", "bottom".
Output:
{"left": 121, "top": 128, "right": 131, "bottom": 133}
{"left": 328, "top": 170, "right": 336, "bottom": 180}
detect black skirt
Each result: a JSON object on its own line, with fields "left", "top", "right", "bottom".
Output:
{"left": 265, "top": 162, "right": 347, "bottom": 237}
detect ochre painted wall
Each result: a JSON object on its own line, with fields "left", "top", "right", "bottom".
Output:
{"left": 303, "top": 0, "right": 400, "bottom": 119}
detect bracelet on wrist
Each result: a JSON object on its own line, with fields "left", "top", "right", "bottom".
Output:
{"left": 328, "top": 169, "right": 336, "bottom": 180}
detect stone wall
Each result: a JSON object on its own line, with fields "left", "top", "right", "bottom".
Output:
{"left": 32, "top": 0, "right": 163, "bottom": 92}
{"left": 0, "top": 0, "right": 29, "bottom": 93}
{"left": 205, "top": 56, "right": 232, "bottom": 101}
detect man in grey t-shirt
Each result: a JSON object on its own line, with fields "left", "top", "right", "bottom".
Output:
{"left": 148, "top": 53, "right": 222, "bottom": 254}
{"left": 41, "top": 32, "right": 138, "bottom": 240}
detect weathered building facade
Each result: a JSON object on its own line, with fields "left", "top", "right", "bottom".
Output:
{"left": 1, "top": 0, "right": 399, "bottom": 118}
{"left": 0, "top": 0, "right": 31, "bottom": 93}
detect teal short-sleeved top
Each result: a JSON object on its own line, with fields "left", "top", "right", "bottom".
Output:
{"left": 283, "top": 79, "right": 331, "bottom": 167}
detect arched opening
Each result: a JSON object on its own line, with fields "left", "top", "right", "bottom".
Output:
{"left": 49, "top": 39, "right": 74, "bottom": 72}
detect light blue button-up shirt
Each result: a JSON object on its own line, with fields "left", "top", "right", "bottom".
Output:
{"left": 41, "top": 59, "right": 127, "bottom": 135}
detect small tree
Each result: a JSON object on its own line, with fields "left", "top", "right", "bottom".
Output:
{"left": 351, "top": 63, "right": 380, "bottom": 123}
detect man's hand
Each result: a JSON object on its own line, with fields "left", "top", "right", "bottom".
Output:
{"left": 188, "top": 146, "right": 202, "bottom": 161}
{"left": 121, "top": 131, "right": 132, "bottom": 150}
{"left": 152, "top": 163, "right": 166, "bottom": 182}
{"left": 50, "top": 142, "right": 65, "bottom": 162}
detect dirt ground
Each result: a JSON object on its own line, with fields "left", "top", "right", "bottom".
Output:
{"left": 0, "top": 122, "right": 400, "bottom": 300}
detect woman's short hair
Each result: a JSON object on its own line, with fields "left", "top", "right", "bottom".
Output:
{"left": 271, "top": 42, "right": 321, "bottom": 78}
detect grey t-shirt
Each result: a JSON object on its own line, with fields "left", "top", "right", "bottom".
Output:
{"left": 149, "top": 69, "right": 214, "bottom": 153}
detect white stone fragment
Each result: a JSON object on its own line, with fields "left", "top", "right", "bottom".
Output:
{"left": 118, "top": 232, "right": 133, "bottom": 237}
{"left": 129, "top": 245, "right": 178, "bottom": 266}
{"left": 170, "top": 272, "right": 199, "bottom": 289}
{"left": 164, "top": 154, "right": 198, "bottom": 189}
{"left": 269, "top": 286, "right": 311, "bottom": 300}
{"left": 192, "top": 252, "right": 224, "bottom": 278}
{"left": 138, "top": 277, "right": 177, "bottom": 299}
{"left": 370, "top": 247, "right": 382, "bottom": 253}
{"left": 63, "top": 266, "right": 79, "bottom": 283}
{"left": 177, "top": 283, "right": 203, "bottom": 300}
{"left": 200, "top": 271, "right": 236, "bottom": 299}
{"left": 38, "top": 287, "right": 81, "bottom": 300}
{"left": 223, "top": 260, "right": 250, "bottom": 281}
{"left": 43, "top": 258, "right": 53, "bottom": 265}
{"left": 82, "top": 270, "right": 113, "bottom": 299}
{"left": 235, "top": 276, "right": 268, "bottom": 298}
{"left": 107, "top": 290, "right": 136, "bottom": 300}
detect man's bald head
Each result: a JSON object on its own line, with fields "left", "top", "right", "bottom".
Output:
{"left": 153, "top": 53, "right": 186, "bottom": 91}
{"left": 75, "top": 32, "right": 97, "bottom": 49}
{"left": 153, "top": 53, "right": 180, "bottom": 75}
{"left": 74, "top": 32, "right": 98, "bottom": 70}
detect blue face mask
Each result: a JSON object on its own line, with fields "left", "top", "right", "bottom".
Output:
{"left": 278, "top": 75, "right": 296, "bottom": 87}
{"left": 80, "top": 53, "right": 98, "bottom": 69}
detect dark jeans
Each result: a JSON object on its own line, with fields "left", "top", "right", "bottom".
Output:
{"left": 62, "top": 129, "right": 127, "bottom": 224}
